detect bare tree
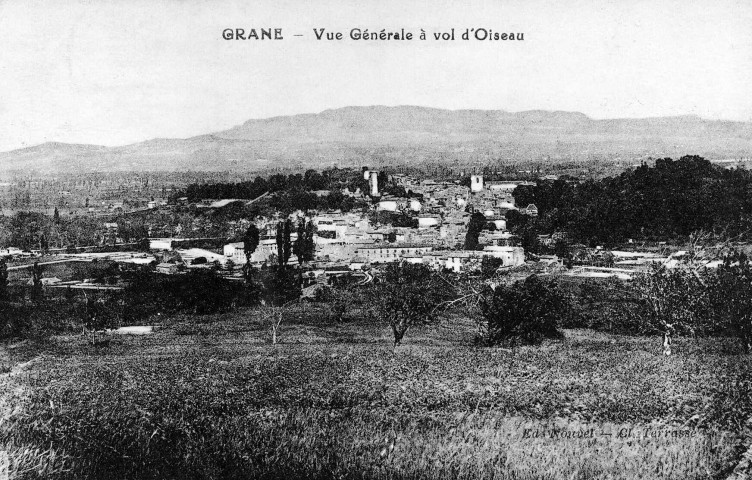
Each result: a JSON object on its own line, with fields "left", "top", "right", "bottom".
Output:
{"left": 270, "top": 306, "right": 283, "bottom": 345}
{"left": 630, "top": 263, "right": 709, "bottom": 350}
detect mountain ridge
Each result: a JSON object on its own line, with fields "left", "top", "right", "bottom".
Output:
{"left": 2, "top": 106, "right": 751, "bottom": 173}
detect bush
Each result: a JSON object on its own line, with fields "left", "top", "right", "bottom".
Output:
{"left": 258, "top": 267, "right": 302, "bottom": 307}
{"left": 480, "top": 275, "right": 569, "bottom": 347}
{"left": 310, "top": 284, "right": 334, "bottom": 303}
{"left": 566, "top": 278, "right": 644, "bottom": 333}
{"left": 480, "top": 256, "right": 505, "bottom": 278}
{"left": 0, "top": 302, "right": 32, "bottom": 338}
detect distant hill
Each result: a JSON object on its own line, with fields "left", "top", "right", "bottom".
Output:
{"left": 2, "top": 106, "right": 752, "bottom": 173}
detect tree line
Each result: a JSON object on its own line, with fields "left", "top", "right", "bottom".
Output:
{"left": 174, "top": 168, "right": 365, "bottom": 203}
{"left": 508, "top": 156, "right": 752, "bottom": 247}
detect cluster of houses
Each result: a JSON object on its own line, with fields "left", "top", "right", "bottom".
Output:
{"left": 216, "top": 173, "right": 532, "bottom": 274}
{"left": 83, "top": 172, "right": 535, "bottom": 275}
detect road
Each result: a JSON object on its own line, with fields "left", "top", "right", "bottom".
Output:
{"left": 6, "top": 258, "right": 92, "bottom": 271}
{"left": 356, "top": 270, "right": 374, "bottom": 285}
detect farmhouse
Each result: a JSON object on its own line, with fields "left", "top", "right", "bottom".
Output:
{"left": 481, "top": 246, "right": 525, "bottom": 267}
{"left": 377, "top": 198, "right": 401, "bottom": 212}
{"left": 444, "top": 251, "right": 483, "bottom": 273}
{"left": 522, "top": 204, "right": 539, "bottom": 216}
{"left": 175, "top": 248, "right": 227, "bottom": 267}
{"left": 354, "top": 245, "right": 433, "bottom": 263}
{"left": 224, "top": 239, "right": 299, "bottom": 265}
{"left": 149, "top": 238, "right": 174, "bottom": 250}
{"left": 417, "top": 215, "right": 440, "bottom": 228}
{"left": 155, "top": 263, "right": 179, "bottom": 275}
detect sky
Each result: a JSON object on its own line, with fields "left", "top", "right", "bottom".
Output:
{"left": 1, "top": 0, "right": 751, "bottom": 152}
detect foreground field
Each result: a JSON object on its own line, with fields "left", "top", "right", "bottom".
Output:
{"left": 2, "top": 305, "right": 751, "bottom": 479}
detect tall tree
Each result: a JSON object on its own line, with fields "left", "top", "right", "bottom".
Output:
{"left": 31, "top": 262, "right": 43, "bottom": 301}
{"left": 293, "top": 219, "right": 316, "bottom": 264}
{"left": 276, "top": 223, "right": 283, "bottom": 267}
{"left": 304, "top": 220, "right": 315, "bottom": 261}
{"left": 464, "top": 212, "right": 486, "bottom": 250}
{"left": 293, "top": 220, "right": 305, "bottom": 263}
{"left": 282, "top": 219, "right": 292, "bottom": 265}
{"left": 40, "top": 234, "right": 49, "bottom": 253}
{"left": 275, "top": 220, "right": 293, "bottom": 266}
{"left": 243, "top": 224, "right": 260, "bottom": 261}
{"left": 0, "top": 257, "right": 8, "bottom": 301}
{"left": 242, "top": 223, "right": 260, "bottom": 281}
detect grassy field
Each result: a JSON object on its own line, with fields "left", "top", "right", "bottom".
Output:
{"left": 1, "top": 303, "right": 751, "bottom": 479}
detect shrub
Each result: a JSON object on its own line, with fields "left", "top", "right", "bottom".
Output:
{"left": 311, "top": 284, "right": 334, "bottom": 303}
{"left": 258, "top": 267, "right": 302, "bottom": 307}
{"left": 480, "top": 256, "right": 505, "bottom": 279}
{"left": 480, "top": 275, "right": 569, "bottom": 347}
{"left": 0, "top": 303, "right": 32, "bottom": 338}
{"left": 567, "top": 278, "right": 644, "bottom": 333}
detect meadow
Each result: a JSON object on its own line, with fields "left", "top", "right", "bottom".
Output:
{"left": 1, "top": 303, "right": 751, "bottom": 479}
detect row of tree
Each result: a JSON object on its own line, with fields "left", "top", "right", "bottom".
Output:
{"left": 175, "top": 168, "right": 366, "bottom": 203}
{"left": 4, "top": 245, "right": 751, "bottom": 355}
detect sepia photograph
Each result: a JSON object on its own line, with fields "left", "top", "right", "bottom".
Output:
{"left": 1, "top": 0, "right": 752, "bottom": 478}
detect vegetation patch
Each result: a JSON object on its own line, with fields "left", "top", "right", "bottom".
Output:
{"left": 2, "top": 313, "right": 750, "bottom": 479}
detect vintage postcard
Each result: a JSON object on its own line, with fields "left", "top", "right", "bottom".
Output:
{"left": 1, "top": 0, "right": 751, "bottom": 478}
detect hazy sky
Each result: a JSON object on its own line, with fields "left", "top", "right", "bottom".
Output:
{"left": 1, "top": 0, "right": 751, "bottom": 152}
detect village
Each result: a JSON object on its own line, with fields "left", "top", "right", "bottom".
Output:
{"left": 0, "top": 165, "right": 724, "bottom": 295}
